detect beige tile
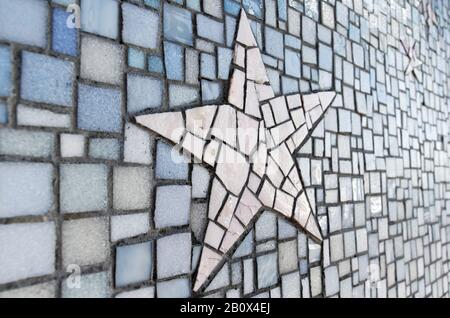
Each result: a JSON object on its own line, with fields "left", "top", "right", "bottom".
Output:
{"left": 228, "top": 70, "right": 245, "bottom": 109}
{"left": 186, "top": 105, "right": 217, "bottom": 139}
{"left": 235, "top": 188, "right": 261, "bottom": 225}
{"left": 194, "top": 246, "right": 222, "bottom": 291}
{"left": 217, "top": 193, "right": 239, "bottom": 228}
{"left": 216, "top": 144, "right": 250, "bottom": 196}
{"left": 204, "top": 221, "right": 225, "bottom": 249}
{"left": 274, "top": 189, "right": 294, "bottom": 218}
{"left": 258, "top": 180, "right": 275, "bottom": 208}
{"left": 236, "top": 10, "right": 257, "bottom": 47}
{"left": 287, "top": 94, "right": 302, "bottom": 109}
{"left": 211, "top": 105, "right": 237, "bottom": 147}
{"left": 244, "top": 81, "right": 262, "bottom": 118}
{"left": 219, "top": 217, "right": 245, "bottom": 253}
{"left": 247, "top": 48, "right": 269, "bottom": 84}
{"left": 237, "top": 112, "right": 259, "bottom": 155}
{"left": 203, "top": 139, "right": 221, "bottom": 166}
{"left": 181, "top": 131, "right": 206, "bottom": 161}
{"left": 208, "top": 178, "right": 227, "bottom": 219}
{"left": 233, "top": 43, "right": 245, "bottom": 67}
{"left": 136, "top": 112, "right": 185, "bottom": 144}
{"left": 270, "top": 96, "right": 289, "bottom": 124}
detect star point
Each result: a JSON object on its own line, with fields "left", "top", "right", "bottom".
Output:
{"left": 135, "top": 9, "right": 336, "bottom": 293}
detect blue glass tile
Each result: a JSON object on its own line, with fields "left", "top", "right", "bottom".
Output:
{"left": 201, "top": 53, "right": 216, "bottom": 80}
{"left": 148, "top": 55, "right": 164, "bottom": 74}
{"left": 78, "top": 84, "right": 122, "bottom": 133}
{"left": 156, "top": 141, "right": 189, "bottom": 180}
{"left": 144, "top": 0, "right": 160, "bottom": 9}
{"left": 122, "top": 3, "right": 160, "bottom": 49}
{"left": 164, "top": 42, "right": 184, "bottom": 80}
{"left": 128, "top": 48, "right": 145, "bottom": 69}
{"left": 164, "top": 4, "right": 193, "bottom": 46}
{"left": 115, "top": 242, "right": 152, "bottom": 287}
{"left": 197, "top": 15, "right": 224, "bottom": 44}
{"left": 0, "top": 102, "right": 7, "bottom": 124}
{"left": 21, "top": 51, "right": 74, "bottom": 107}
{"left": 277, "top": 0, "right": 287, "bottom": 21}
{"left": 224, "top": 0, "right": 241, "bottom": 16}
{"left": 218, "top": 48, "right": 233, "bottom": 80}
{"left": 81, "top": 0, "right": 119, "bottom": 39}
{"left": 52, "top": 8, "right": 78, "bottom": 56}
{"left": 0, "top": 46, "right": 11, "bottom": 97}
{"left": 243, "top": 0, "right": 263, "bottom": 19}
{"left": 127, "top": 74, "right": 162, "bottom": 113}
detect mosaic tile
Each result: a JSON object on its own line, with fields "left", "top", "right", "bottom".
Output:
{"left": 115, "top": 241, "right": 152, "bottom": 287}
{"left": 62, "top": 217, "right": 109, "bottom": 267}
{"left": 154, "top": 185, "right": 191, "bottom": 228}
{"left": 0, "top": 0, "right": 47, "bottom": 47}
{"left": 21, "top": 52, "right": 74, "bottom": 107}
{"left": 62, "top": 271, "right": 110, "bottom": 298}
{"left": 0, "top": 222, "right": 55, "bottom": 284}
{"left": 0, "top": 45, "right": 11, "bottom": 97}
{"left": 52, "top": 8, "right": 78, "bottom": 56}
{"left": 111, "top": 213, "right": 149, "bottom": 242}
{"left": 113, "top": 166, "right": 151, "bottom": 210}
{"left": 81, "top": 0, "right": 119, "bottom": 39}
{"left": 60, "top": 164, "right": 108, "bottom": 213}
{"left": 157, "top": 232, "right": 191, "bottom": 279}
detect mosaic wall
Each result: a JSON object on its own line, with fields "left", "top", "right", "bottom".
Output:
{"left": 0, "top": 0, "right": 449, "bottom": 298}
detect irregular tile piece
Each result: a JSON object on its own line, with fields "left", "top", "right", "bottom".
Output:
{"left": 0, "top": 222, "right": 55, "bottom": 284}
{"left": 17, "top": 105, "right": 70, "bottom": 128}
{"left": 164, "top": 3, "right": 193, "bottom": 46}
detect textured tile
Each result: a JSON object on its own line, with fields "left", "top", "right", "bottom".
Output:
{"left": 0, "top": 45, "right": 11, "bottom": 97}
{"left": 77, "top": 84, "right": 122, "bottom": 133}
{"left": 157, "top": 233, "right": 191, "bottom": 278}
{"left": 111, "top": 213, "right": 149, "bottom": 242}
{"left": 155, "top": 141, "right": 189, "bottom": 180}
{"left": 122, "top": 3, "right": 159, "bottom": 49}
{"left": 62, "top": 217, "right": 109, "bottom": 267}
{"left": 0, "top": 0, "right": 47, "bottom": 47}
{"left": 115, "top": 241, "right": 152, "bottom": 287}
{"left": 154, "top": 185, "right": 191, "bottom": 228}
{"left": 62, "top": 272, "right": 110, "bottom": 298}
{"left": 81, "top": 0, "right": 119, "bottom": 39}
{"left": 0, "top": 129, "right": 54, "bottom": 158}
{"left": 52, "top": 7, "right": 78, "bottom": 56}
{"left": 0, "top": 222, "right": 55, "bottom": 284}
{"left": 157, "top": 277, "right": 191, "bottom": 298}
{"left": 81, "top": 35, "right": 124, "bottom": 85}
{"left": 113, "top": 166, "right": 151, "bottom": 210}
{"left": 21, "top": 52, "right": 74, "bottom": 107}
{"left": 164, "top": 3, "right": 193, "bottom": 46}
{"left": 127, "top": 74, "right": 162, "bottom": 113}
{"left": 60, "top": 134, "right": 85, "bottom": 158}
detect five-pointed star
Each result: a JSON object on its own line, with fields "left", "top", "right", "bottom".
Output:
{"left": 401, "top": 40, "right": 422, "bottom": 80}
{"left": 135, "top": 10, "right": 336, "bottom": 292}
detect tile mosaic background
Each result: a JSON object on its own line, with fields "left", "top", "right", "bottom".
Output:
{"left": 0, "top": 0, "right": 449, "bottom": 298}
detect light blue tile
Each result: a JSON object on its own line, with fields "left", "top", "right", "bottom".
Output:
{"left": 60, "top": 164, "right": 108, "bottom": 213}
{"left": 122, "top": 3, "right": 159, "bottom": 49}
{"left": 164, "top": 42, "right": 184, "bottom": 80}
{"left": 127, "top": 74, "right": 162, "bottom": 113}
{"left": 319, "top": 43, "right": 333, "bottom": 72}
{"left": 257, "top": 253, "right": 278, "bottom": 288}
{"left": 224, "top": 0, "right": 240, "bottom": 16}
{"left": 277, "top": 0, "right": 287, "bottom": 21}
{"left": 148, "top": 55, "right": 164, "bottom": 73}
{"left": 201, "top": 53, "right": 216, "bottom": 80}
{"left": 186, "top": 0, "right": 201, "bottom": 11}
{"left": 0, "top": 102, "right": 6, "bottom": 124}
{"left": 21, "top": 52, "right": 74, "bottom": 107}
{"left": 52, "top": 8, "right": 78, "bottom": 56}
{"left": 164, "top": 4, "right": 193, "bottom": 46}
{"left": 156, "top": 141, "right": 189, "bottom": 180}
{"left": 0, "top": 46, "right": 11, "bottom": 97}
{"left": 89, "top": 138, "right": 120, "bottom": 160}
{"left": 243, "top": 0, "right": 263, "bottom": 19}
{"left": 197, "top": 15, "right": 224, "bottom": 44}
{"left": 0, "top": 0, "right": 47, "bottom": 47}
{"left": 157, "top": 233, "right": 191, "bottom": 279}
{"left": 0, "top": 162, "right": 54, "bottom": 218}
{"left": 78, "top": 84, "right": 122, "bottom": 132}
{"left": 201, "top": 80, "right": 221, "bottom": 102}
{"left": 81, "top": 0, "right": 119, "bottom": 39}
{"left": 285, "top": 49, "right": 301, "bottom": 78}
{"left": 0, "top": 129, "right": 54, "bottom": 158}
{"left": 169, "top": 85, "right": 199, "bottom": 108}
{"left": 157, "top": 278, "right": 191, "bottom": 298}
{"left": 115, "top": 242, "right": 152, "bottom": 287}
{"left": 154, "top": 185, "right": 191, "bottom": 228}
{"left": 128, "top": 48, "right": 145, "bottom": 69}
{"left": 218, "top": 48, "right": 233, "bottom": 80}
{"left": 265, "top": 27, "right": 284, "bottom": 59}
{"left": 282, "top": 76, "right": 298, "bottom": 94}
{"left": 144, "top": 0, "right": 160, "bottom": 9}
